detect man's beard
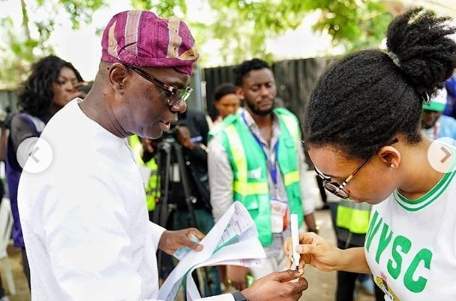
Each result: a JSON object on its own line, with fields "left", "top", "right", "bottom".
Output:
{"left": 245, "top": 100, "right": 274, "bottom": 116}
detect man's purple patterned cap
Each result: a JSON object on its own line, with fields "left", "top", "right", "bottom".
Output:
{"left": 101, "top": 10, "right": 198, "bottom": 75}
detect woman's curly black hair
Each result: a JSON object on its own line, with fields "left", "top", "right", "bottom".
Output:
{"left": 304, "top": 8, "right": 456, "bottom": 160}
{"left": 17, "top": 55, "right": 83, "bottom": 118}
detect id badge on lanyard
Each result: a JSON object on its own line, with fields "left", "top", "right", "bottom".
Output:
{"left": 268, "top": 147, "right": 289, "bottom": 233}
{"left": 271, "top": 198, "right": 289, "bottom": 233}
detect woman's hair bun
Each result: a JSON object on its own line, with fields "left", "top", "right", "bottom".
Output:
{"left": 386, "top": 7, "right": 456, "bottom": 100}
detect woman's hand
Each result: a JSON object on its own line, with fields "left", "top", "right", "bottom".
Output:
{"left": 285, "top": 232, "right": 343, "bottom": 272}
{"left": 285, "top": 232, "right": 370, "bottom": 273}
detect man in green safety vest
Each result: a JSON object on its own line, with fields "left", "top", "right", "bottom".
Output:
{"left": 129, "top": 135, "right": 160, "bottom": 220}
{"left": 208, "top": 58, "right": 318, "bottom": 290}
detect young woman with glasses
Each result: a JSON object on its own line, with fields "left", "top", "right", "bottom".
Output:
{"left": 288, "top": 8, "right": 456, "bottom": 301}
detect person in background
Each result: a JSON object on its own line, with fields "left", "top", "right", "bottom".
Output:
{"left": 208, "top": 58, "right": 317, "bottom": 290}
{"left": 0, "top": 108, "right": 9, "bottom": 301}
{"left": 209, "top": 83, "right": 241, "bottom": 288}
{"left": 212, "top": 83, "right": 241, "bottom": 127}
{"left": 442, "top": 75, "right": 456, "bottom": 118}
{"left": 421, "top": 88, "right": 456, "bottom": 141}
{"left": 172, "top": 110, "right": 222, "bottom": 296}
{"left": 6, "top": 55, "right": 83, "bottom": 288}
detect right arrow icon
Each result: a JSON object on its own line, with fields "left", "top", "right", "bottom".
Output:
{"left": 427, "top": 138, "right": 456, "bottom": 173}
{"left": 441, "top": 146, "right": 451, "bottom": 164}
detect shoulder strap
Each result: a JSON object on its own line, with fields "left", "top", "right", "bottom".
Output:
{"left": 17, "top": 113, "right": 45, "bottom": 133}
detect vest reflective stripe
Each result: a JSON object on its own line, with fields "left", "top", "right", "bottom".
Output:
{"left": 233, "top": 181, "right": 269, "bottom": 195}
{"left": 217, "top": 109, "right": 304, "bottom": 246}
{"left": 284, "top": 170, "right": 300, "bottom": 186}
{"left": 336, "top": 200, "right": 371, "bottom": 234}
{"left": 224, "top": 125, "right": 248, "bottom": 180}
{"left": 129, "top": 135, "right": 143, "bottom": 163}
{"left": 145, "top": 159, "right": 159, "bottom": 211}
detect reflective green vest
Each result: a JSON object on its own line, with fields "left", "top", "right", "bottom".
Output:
{"left": 129, "top": 136, "right": 159, "bottom": 211}
{"left": 212, "top": 108, "right": 304, "bottom": 246}
{"left": 336, "top": 200, "right": 371, "bottom": 234}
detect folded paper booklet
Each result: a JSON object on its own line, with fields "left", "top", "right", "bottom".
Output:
{"left": 158, "top": 202, "right": 266, "bottom": 301}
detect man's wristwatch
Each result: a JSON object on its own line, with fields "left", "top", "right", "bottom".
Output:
{"left": 232, "top": 291, "right": 248, "bottom": 301}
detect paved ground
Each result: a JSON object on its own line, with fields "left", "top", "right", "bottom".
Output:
{"left": 2, "top": 209, "right": 375, "bottom": 301}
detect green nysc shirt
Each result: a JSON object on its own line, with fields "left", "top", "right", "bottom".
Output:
{"left": 365, "top": 167, "right": 456, "bottom": 300}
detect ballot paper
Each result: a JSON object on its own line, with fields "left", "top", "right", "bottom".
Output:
{"left": 158, "top": 202, "right": 266, "bottom": 301}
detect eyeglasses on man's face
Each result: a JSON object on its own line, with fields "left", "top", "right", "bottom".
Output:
{"left": 124, "top": 65, "right": 193, "bottom": 109}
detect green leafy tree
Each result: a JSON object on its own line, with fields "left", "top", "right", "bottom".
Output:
{"left": 131, "top": 0, "right": 187, "bottom": 17}
{"left": 202, "top": 0, "right": 392, "bottom": 64}
{"left": 312, "top": 1, "right": 393, "bottom": 50}
{"left": 0, "top": 0, "right": 393, "bottom": 89}
{"left": 0, "top": 0, "right": 105, "bottom": 89}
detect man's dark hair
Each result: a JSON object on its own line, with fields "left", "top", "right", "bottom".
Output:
{"left": 214, "top": 83, "right": 237, "bottom": 102}
{"left": 234, "top": 58, "right": 271, "bottom": 86}
{"left": 305, "top": 8, "right": 456, "bottom": 160}
{"left": 17, "top": 55, "right": 83, "bottom": 118}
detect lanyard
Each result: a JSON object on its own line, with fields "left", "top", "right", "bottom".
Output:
{"left": 242, "top": 112, "right": 279, "bottom": 185}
